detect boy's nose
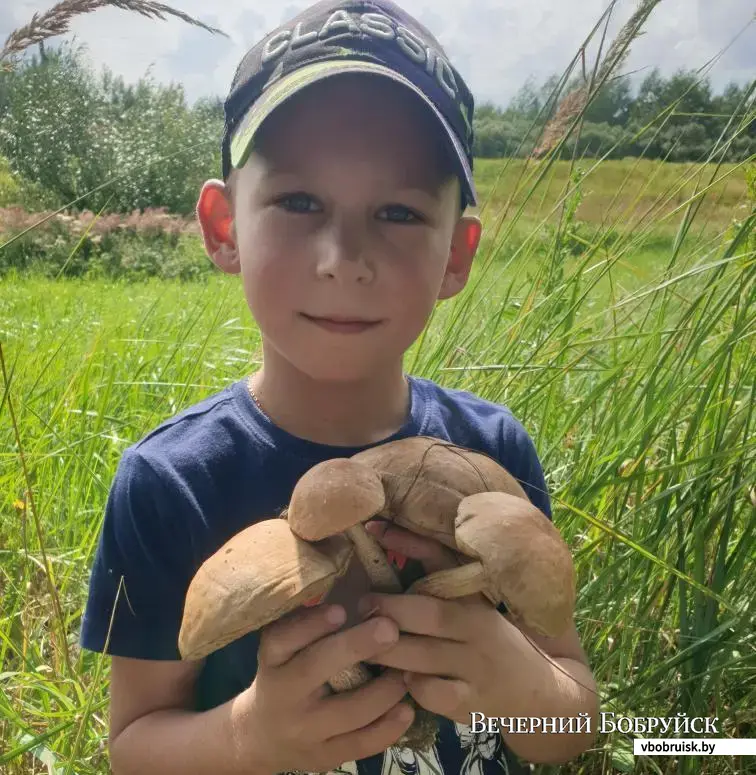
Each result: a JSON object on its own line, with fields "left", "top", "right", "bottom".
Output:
{"left": 314, "top": 219, "right": 374, "bottom": 284}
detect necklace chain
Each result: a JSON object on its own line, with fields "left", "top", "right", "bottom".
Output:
{"left": 246, "top": 374, "right": 267, "bottom": 417}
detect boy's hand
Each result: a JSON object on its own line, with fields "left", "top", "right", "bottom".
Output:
{"left": 361, "top": 521, "right": 553, "bottom": 725}
{"left": 229, "top": 604, "right": 415, "bottom": 774}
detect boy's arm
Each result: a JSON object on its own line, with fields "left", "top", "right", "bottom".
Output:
{"left": 105, "top": 607, "right": 417, "bottom": 775}
{"left": 493, "top": 615, "right": 599, "bottom": 764}
{"left": 107, "top": 656, "right": 270, "bottom": 775}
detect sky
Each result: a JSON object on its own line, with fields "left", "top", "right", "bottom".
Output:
{"left": 3, "top": 1, "right": 754, "bottom": 109}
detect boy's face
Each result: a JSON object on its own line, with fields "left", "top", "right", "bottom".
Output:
{"left": 198, "top": 74, "right": 481, "bottom": 382}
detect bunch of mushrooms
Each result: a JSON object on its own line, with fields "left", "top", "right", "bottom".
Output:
{"left": 178, "top": 436, "right": 576, "bottom": 752}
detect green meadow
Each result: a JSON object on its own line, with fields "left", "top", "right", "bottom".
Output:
{"left": 1, "top": 153, "right": 754, "bottom": 775}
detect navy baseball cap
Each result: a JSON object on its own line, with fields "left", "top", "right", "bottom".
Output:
{"left": 221, "top": 0, "right": 478, "bottom": 208}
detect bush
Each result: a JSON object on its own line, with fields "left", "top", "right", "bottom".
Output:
{"left": 0, "top": 44, "right": 223, "bottom": 215}
{"left": 473, "top": 116, "right": 536, "bottom": 158}
{"left": 0, "top": 154, "right": 59, "bottom": 210}
{"left": 560, "top": 122, "right": 626, "bottom": 160}
{"left": 0, "top": 205, "right": 214, "bottom": 280}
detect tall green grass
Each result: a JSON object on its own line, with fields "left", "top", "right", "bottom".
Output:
{"left": 2, "top": 158, "right": 753, "bottom": 774}
{"left": 1, "top": 3, "right": 755, "bottom": 774}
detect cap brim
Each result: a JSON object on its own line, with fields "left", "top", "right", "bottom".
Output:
{"left": 229, "top": 59, "right": 477, "bottom": 208}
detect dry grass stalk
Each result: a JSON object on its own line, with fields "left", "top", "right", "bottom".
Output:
{"left": 1, "top": 0, "right": 227, "bottom": 68}
{"left": 532, "top": 0, "right": 663, "bottom": 158}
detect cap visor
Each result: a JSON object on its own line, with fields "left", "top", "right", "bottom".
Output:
{"left": 229, "top": 59, "right": 477, "bottom": 207}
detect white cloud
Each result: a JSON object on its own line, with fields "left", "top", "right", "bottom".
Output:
{"left": 4, "top": 0, "right": 754, "bottom": 107}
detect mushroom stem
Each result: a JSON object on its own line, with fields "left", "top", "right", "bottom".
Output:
{"left": 345, "top": 524, "right": 403, "bottom": 594}
{"left": 328, "top": 663, "right": 374, "bottom": 692}
{"left": 407, "top": 561, "right": 486, "bottom": 598}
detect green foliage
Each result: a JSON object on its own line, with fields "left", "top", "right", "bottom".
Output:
{"left": 0, "top": 154, "right": 58, "bottom": 209}
{"left": 0, "top": 206, "right": 213, "bottom": 280}
{"left": 473, "top": 66, "right": 754, "bottom": 163}
{"left": 1, "top": 197, "right": 753, "bottom": 773}
{"left": 0, "top": 43, "right": 223, "bottom": 215}
{"left": 1, "top": 16, "right": 753, "bottom": 774}
{"left": 0, "top": 228, "right": 211, "bottom": 281}
{"left": 0, "top": 45, "right": 752, "bottom": 216}
{"left": 473, "top": 114, "right": 535, "bottom": 157}
{"left": 3, "top": 157, "right": 747, "bottom": 282}
{"left": 0, "top": 155, "right": 21, "bottom": 206}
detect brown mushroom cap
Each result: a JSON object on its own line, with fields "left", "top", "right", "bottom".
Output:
{"left": 351, "top": 436, "right": 528, "bottom": 549}
{"left": 454, "top": 491, "right": 576, "bottom": 637}
{"left": 178, "top": 519, "right": 353, "bottom": 660}
{"left": 287, "top": 458, "right": 386, "bottom": 541}
{"left": 287, "top": 458, "right": 402, "bottom": 594}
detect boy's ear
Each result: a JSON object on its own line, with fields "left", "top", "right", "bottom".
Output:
{"left": 196, "top": 180, "right": 239, "bottom": 274}
{"left": 438, "top": 215, "right": 482, "bottom": 300}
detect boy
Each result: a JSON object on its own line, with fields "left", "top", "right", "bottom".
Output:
{"left": 79, "top": 1, "right": 599, "bottom": 773}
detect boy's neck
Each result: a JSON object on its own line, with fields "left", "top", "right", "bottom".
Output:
{"left": 247, "top": 355, "right": 411, "bottom": 448}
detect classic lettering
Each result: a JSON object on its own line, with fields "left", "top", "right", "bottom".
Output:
{"left": 359, "top": 12, "right": 394, "bottom": 39}
{"left": 319, "top": 10, "right": 360, "bottom": 39}
{"left": 257, "top": 12, "right": 462, "bottom": 107}
{"left": 261, "top": 30, "right": 291, "bottom": 63}
{"left": 395, "top": 26, "right": 425, "bottom": 63}
{"left": 673, "top": 713, "right": 689, "bottom": 734}
{"left": 435, "top": 56, "right": 458, "bottom": 100}
{"left": 291, "top": 21, "right": 318, "bottom": 49}
{"left": 424, "top": 47, "right": 436, "bottom": 76}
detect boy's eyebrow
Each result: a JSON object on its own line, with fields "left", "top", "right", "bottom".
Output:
{"left": 392, "top": 186, "right": 447, "bottom": 206}
{"left": 258, "top": 170, "right": 447, "bottom": 205}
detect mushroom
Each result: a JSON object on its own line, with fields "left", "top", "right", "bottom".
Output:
{"left": 178, "top": 438, "right": 576, "bottom": 754}
{"left": 407, "top": 491, "right": 576, "bottom": 638}
{"left": 178, "top": 518, "right": 354, "bottom": 659}
{"left": 351, "top": 436, "right": 529, "bottom": 551}
{"left": 285, "top": 457, "right": 440, "bottom": 750}
{"left": 286, "top": 458, "right": 403, "bottom": 594}
{"left": 178, "top": 518, "right": 378, "bottom": 698}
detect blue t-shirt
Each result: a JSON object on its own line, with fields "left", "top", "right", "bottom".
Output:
{"left": 80, "top": 374, "right": 552, "bottom": 775}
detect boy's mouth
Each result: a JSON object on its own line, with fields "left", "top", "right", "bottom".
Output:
{"left": 302, "top": 313, "right": 382, "bottom": 333}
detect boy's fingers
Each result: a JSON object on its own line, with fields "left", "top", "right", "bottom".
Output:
{"left": 258, "top": 604, "right": 347, "bottom": 669}
{"left": 308, "top": 669, "right": 408, "bottom": 740}
{"left": 365, "top": 634, "right": 465, "bottom": 678}
{"left": 404, "top": 674, "right": 471, "bottom": 722}
{"left": 359, "top": 593, "right": 481, "bottom": 641}
{"left": 285, "top": 616, "right": 399, "bottom": 692}
{"left": 322, "top": 699, "right": 415, "bottom": 767}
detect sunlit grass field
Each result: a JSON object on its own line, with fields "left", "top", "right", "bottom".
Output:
{"left": 1, "top": 155, "right": 754, "bottom": 775}
{"left": 475, "top": 158, "right": 748, "bottom": 231}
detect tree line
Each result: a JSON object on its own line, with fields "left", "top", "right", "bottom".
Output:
{"left": 476, "top": 70, "right": 754, "bottom": 162}
{"left": 0, "top": 43, "right": 753, "bottom": 215}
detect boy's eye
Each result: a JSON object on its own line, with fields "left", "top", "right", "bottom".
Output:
{"left": 273, "top": 195, "right": 421, "bottom": 223}
{"left": 379, "top": 205, "right": 421, "bottom": 223}
{"left": 276, "top": 193, "right": 319, "bottom": 213}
